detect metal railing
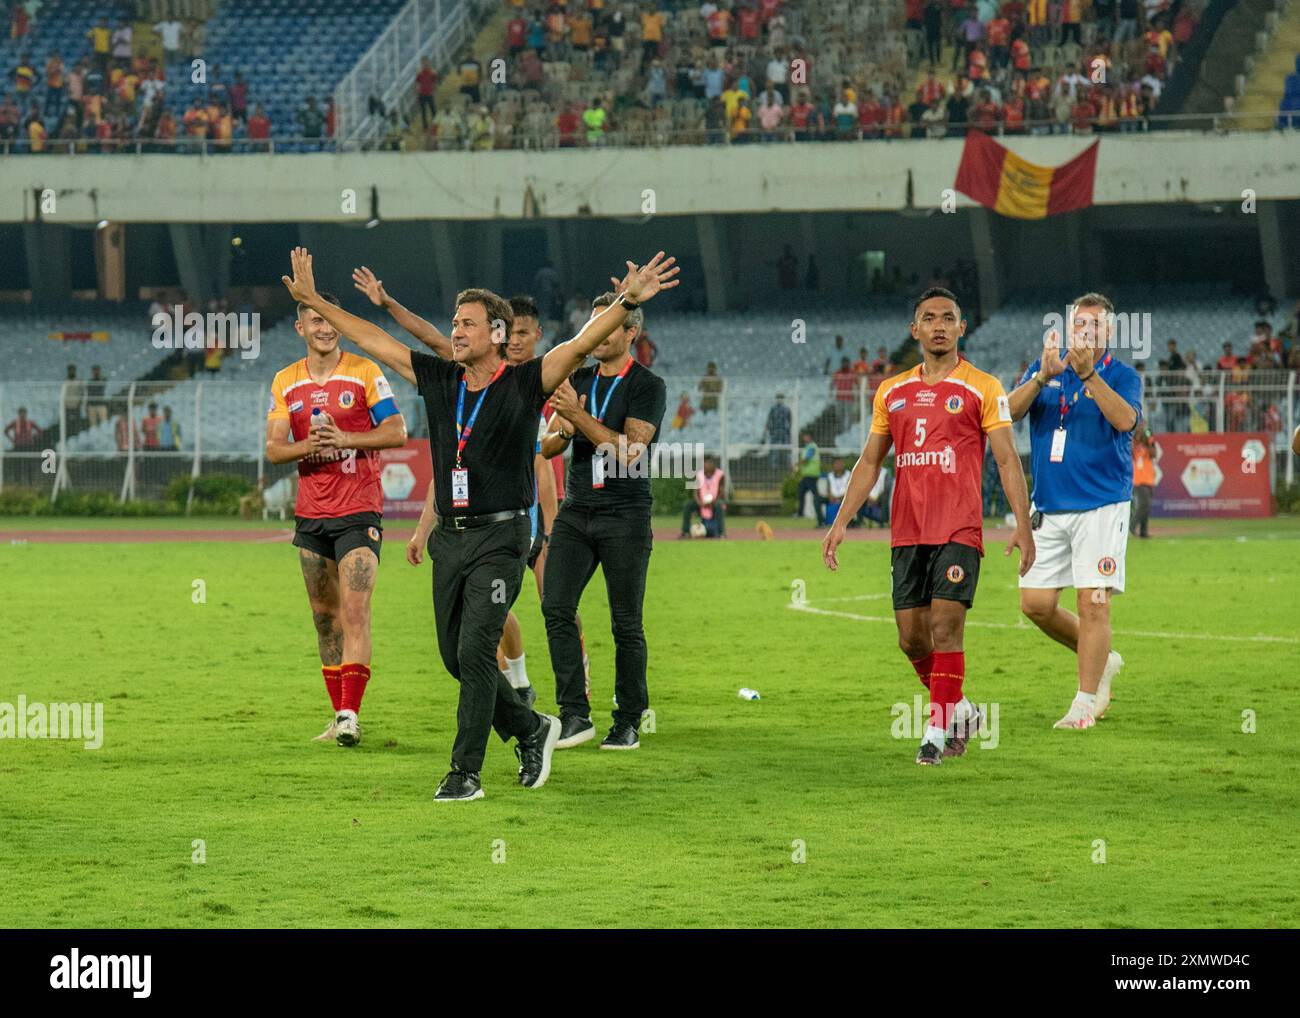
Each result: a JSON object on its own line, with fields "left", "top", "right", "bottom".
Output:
{"left": 2, "top": 372, "right": 1295, "bottom": 507}
{"left": 333, "top": 0, "right": 495, "bottom": 146}
{"left": 2, "top": 109, "right": 1296, "bottom": 158}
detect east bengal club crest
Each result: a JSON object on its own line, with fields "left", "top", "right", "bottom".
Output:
{"left": 944, "top": 394, "right": 964, "bottom": 414}
{"left": 946, "top": 564, "right": 965, "bottom": 583}
{"left": 338, "top": 390, "right": 356, "bottom": 409}
{"left": 1097, "top": 556, "right": 1117, "bottom": 577}
{"left": 367, "top": 526, "right": 380, "bottom": 542}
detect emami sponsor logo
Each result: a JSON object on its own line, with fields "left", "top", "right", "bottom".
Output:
{"left": 0, "top": 696, "right": 103, "bottom": 749}
{"left": 50, "top": 949, "right": 151, "bottom": 998}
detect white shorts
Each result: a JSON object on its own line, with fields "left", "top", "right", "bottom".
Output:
{"left": 1019, "top": 500, "right": 1130, "bottom": 593}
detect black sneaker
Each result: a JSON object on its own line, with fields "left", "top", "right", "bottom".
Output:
{"left": 556, "top": 714, "right": 595, "bottom": 749}
{"left": 944, "top": 704, "right": 985, "bottom": 758}
{"left": 434, "top": 770, "right": 484, "bottom": 802}
{"left": 915, "top": 741, "right": 943, "bottom": 766}
{"left": 600, "top": 722, "right": 640, "bottom": 750}
{"left": 516, "top": 713, "right": 560, "bottom": 788}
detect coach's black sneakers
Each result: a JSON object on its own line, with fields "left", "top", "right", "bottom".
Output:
{"left": 516, "top": 683, "right": 537, "bottom": 710}
{"left": 434, "top": 770, "right": 484, "bottom": 802}
{"left": 556, "top": 714, "right": 595, "bottom": 749}
{"left": 915, "top": 741, "right": 943, "bottom": 766}
{"left": 944, "top": 703, "right": 985, "bottom": 758}
{"left": 516, "top": 713, "right": 560, "bottom": 789}
{"left": 600, "top": 723, "right": 640, "bottom": 751}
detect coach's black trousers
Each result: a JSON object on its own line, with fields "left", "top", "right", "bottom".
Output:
{"left": 430, "top": 515, "right": 538, "bottom": 774}
{"left": 543, "top": 504, "right": 653, "bottom": 729}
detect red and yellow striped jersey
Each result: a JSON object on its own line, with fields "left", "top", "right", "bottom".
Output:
{"left": 871, "top": 357, "right": 1011, "bottom": 552}
{"left": 267, "top": 352, "right": 400, "bottom": 519}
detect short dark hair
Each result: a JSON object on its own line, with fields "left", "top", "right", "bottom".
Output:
{"left": 592, "top": 291, "right": 644, "bottom": 332}
{"left": 1071, "top": 291, "right": 1115, "bottom": 315}
{"left": 456, "top": 287, "right": 513, "bottom": 338}
{"left": 912, "top": 286, "right": 961, "bottom": 320}
{"left": 297, "top": 291, "right": 340, "bottom": 318}
{"left": 509, "top": 295, "right": 540, "bottom": 322}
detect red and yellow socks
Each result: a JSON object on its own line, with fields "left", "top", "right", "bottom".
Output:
{"left": 339, "top": 662, "right": 371, "bottom": 715}
{"left": 927, "top": 651, "right": 965, "bottom": 734}
{"left": 322, "top": 665, "right": 343, "bottom": 713}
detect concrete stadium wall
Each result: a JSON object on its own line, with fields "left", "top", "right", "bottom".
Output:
{"left": 2, "top": 131, "right": 1298, "bottom": 224}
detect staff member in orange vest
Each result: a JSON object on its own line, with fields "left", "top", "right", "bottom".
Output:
{"left": 1131, "top": 428, "right": 1156, "bottom": 539}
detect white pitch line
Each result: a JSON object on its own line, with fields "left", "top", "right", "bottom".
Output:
{"left": 788, "top": 601, "right": 1300, "bottom": 645}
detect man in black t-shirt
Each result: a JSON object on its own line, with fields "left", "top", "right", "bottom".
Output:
{"left": 541, "top": 292, "right": 668, "bottom": 750}
{"left": 282, "top": 247, "right": 678, "bottom": 801}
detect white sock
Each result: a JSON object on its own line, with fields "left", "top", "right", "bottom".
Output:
{"left": 506, "top": 653, "right": 530, "bottom": 689}
{"left": 923, "top": 725, "right": 947, "bottom": 749}
{"left": 1074, "top": 691, "right": 1097, "bottom": 711}
{"left": 954, "top": 697, "right": 974, "bottom": 721}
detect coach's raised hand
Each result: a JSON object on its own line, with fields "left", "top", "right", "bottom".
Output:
{"left": 540, "top": 251, "right": 679, "bottom": 394}
{"left": 1040, "top": 329, "right": 1066, "bottom": 379}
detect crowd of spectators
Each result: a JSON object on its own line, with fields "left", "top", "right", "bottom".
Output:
{"left": 401, "top": 0, "right": 1201, "bottom": 153}
{"left": 3, "top": 3, "right": 334, "bottom": 152}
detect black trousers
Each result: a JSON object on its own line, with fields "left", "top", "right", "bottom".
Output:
{"left": 543, "top": 504, "right": 653, "bottom": 728}
{"left": 1131, "top": 484, "right": 1152, "bottom": 537}
{"left": 430, "top": 514, "right": 538, "bottom": 773}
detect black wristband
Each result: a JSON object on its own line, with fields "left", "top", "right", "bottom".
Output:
{"left": 618, "top": 293, "right": 640, "bottom": 311}
{"left": 1078, "top": 368, "right": 1096, "bottom": 382}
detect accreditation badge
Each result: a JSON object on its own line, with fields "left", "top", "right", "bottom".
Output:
{"left": 451, "top": 468, "right": 470, "bottom": 508}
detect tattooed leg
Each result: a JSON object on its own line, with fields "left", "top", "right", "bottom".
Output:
{"left": 337, "top": 547, "right": 378, "bottom": 665}
{"left": 300, "top": 549, "right": 342, "bottom": 666}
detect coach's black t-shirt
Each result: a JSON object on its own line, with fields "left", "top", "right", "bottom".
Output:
{"left": 411, "top": 351, "right": 548, "bottom": 517}
{"left": 564, "top": 360, "right": 667, "bottom": 511}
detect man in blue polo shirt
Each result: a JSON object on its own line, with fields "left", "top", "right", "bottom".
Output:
{"left": 1008, "top": 292, "right": 1143, "bottom": 731}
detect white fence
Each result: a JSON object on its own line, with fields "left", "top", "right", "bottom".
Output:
{"left": 2, "top": 372, "right": 1296, "bottom": 507}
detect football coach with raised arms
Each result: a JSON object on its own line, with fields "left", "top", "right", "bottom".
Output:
{"left": 1007, "top": 292, "right": 1143, "bottom": 732}
{"left": 540, "top": 290, "right": 668, "bottom": 752}
{"left": 283, "top": 247, "right": 679, "bottom": 802}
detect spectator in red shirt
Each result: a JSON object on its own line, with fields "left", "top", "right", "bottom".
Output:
{"left": 917, "top": 71, "right": 944, "bottom": 105}
{"left": 1011, "top": 37, "right": 1030, "bottom": 73}
{"left": 229, "top": 70, "right": 248, "bottom": 123}
{"left": 852, "top": 347, "right": 872, "bottom": 375}
{"left": 974, "top": 90, "right": 1000, "bottom": 131}
{"left": 1070, "top": 96, "right": 1095, "bottom": 133}
{"left": 416, "top": 57, "right": 438, "bottom": 127}
{"left": 1003, "top": 92, "right": 1026, "bottom": 132}
{"left": 789, "top": 92, "right": 812, "bottom": 139}
{"left": 706, "top": 6, "right": 732, "bottom": 46}
{"left": 506, "top": 13, "right": 527, "bottom": 55}
{"left": 1216, "top": 343, "right": 1239, "bottom": 371}
{"left": 141, "top": 403, "right": 163, "bottom": 450}
{"left": 556, "top": 103, "right": 580, "bottom": 147}
{"left": 987, "top": 15, "right": 1011, "bottom": 69}
{"left": 4, "top": 406, "right": 41, "bottom": 450}
{"left": 247, "top": 104, "right": 270, "bottom": 142}
{"left": 831, "top": 356, "right": 857, "bottom": 431}
{"left": 858, "top": 93, "right": 881, "bottom": 138}
{"left": 738, "top": 6, "right": 761, "bottom": 41}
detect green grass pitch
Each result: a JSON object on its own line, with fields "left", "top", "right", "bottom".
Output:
{"left": 2, "top": 516, "right": 1298, "bottom": 928}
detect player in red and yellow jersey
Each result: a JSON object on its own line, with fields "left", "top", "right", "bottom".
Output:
{"left": 266, "top": 292, "right": 407, "bottom": 748}
{"left": 823, "top": 288, "right": 1035, "bottom": 765}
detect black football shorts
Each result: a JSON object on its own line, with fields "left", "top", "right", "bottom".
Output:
{"left": 293, "top": 511, "right": 383, "bottom": 562}
{"left": 890, "top": 542, "right": 981, "bottom": 610}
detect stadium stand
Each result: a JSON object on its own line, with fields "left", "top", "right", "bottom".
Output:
{"left": 395, "top": 0, "right": 1204, "bottom": 151}
{"left": 1, "top": 0, "right": 405, "bottom": 152}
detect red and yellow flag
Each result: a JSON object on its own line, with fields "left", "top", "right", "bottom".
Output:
{"left": 954, "top": 131, "right": 1098, "bottom": 219}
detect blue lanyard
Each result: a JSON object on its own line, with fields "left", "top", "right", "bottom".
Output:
{"left": 454, "top": 361, "right": 505, "bottom": 466}
{"left": 589, "top": 358, "right": 633, "bottom": 423}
